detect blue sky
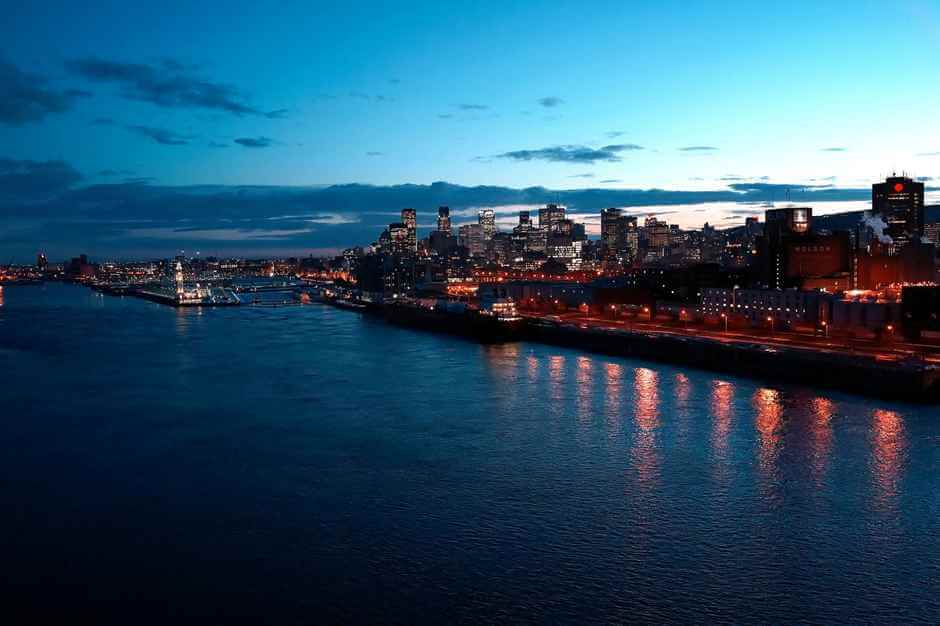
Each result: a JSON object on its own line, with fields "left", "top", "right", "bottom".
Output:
{"left": 1, "top": 0, "right": 940, "bottom": 259}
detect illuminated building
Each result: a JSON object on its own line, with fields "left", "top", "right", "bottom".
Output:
{"left": 458, "top": 223, "right": 485, "bottom": 257}
{"left": 758, "top": 207, "right": 814, "bottom": 289}
{"left": 388, "top": 222, "right": 410, "bottom": 255}
{"left": 872, "top": 175, "right": 924, "bottom": 254}
{"left": 645, "top": 216, "right": 671, "bottom": 253}
{"left": 601, "top": 207, "right": 621, "bottom": 252}
{"left": 436, "top": 206, "right": 451, "bottom": 234}
{"left": 401, "top": 208, "right": 417, "bottom": 252}
{"left": 478, "top": 209, "right": 496, "bottom": 242}
{"left": 539, "top": 204, "right": 566, "bottom": 232}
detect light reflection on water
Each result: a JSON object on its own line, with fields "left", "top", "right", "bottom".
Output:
{"left": 2, "top": 283, "right": 938, "bottom": 623}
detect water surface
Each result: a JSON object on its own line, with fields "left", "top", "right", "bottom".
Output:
{"left": 1, "top": 283, "right": 937, "bottom": 623}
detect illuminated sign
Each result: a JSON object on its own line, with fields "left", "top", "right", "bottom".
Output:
{"left": 894, "top": 182, "right": 904, "bottom": 192}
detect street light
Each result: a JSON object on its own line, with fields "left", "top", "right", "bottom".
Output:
{"left": 767, "top": 315, "right": 774, "bottom": 335}
{"left": 721, "top": 312, "right": 728, "bottom": 333}
{"left": 821, "top": 320, "right": 829, "bottom": 338}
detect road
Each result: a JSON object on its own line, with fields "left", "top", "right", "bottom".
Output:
{"left": 522, "top": 312, "right": 940, "bottom": 365}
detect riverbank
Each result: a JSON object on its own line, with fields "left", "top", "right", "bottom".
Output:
{"left": 316, "top": 296, "right": 940, "bottom": 402}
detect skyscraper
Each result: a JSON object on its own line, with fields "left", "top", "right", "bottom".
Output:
{"left": 601, "top": 207, "right": 622, "bottom": 252}
{"left": 401, "top": 208, "right": 417, "bottom": 252}
{"left": 872, "top": 175, "right": 924, "bottom": 253}
{"left": 388, "top": 223, "right": 410, "bottom": 255}
{"left": 539, "top": 204, "right": 566, "bottom": 232}
{"left": 478, "top": 209, "right": 497, "bottom": 241}
{"left": 436, "top": 206, "right": 451, "bottom": 234}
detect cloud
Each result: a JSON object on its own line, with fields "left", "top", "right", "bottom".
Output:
{"left": 599, "top": 178, "right": 622, "bottom": 183}
{"left": 388, "top": 78, "right": 401, "bottom": 85}
{"left": 126, "top": 125, "right": 193, "bottom": 145}
{"left": 679, "top": 146, "right": 718, "bottom": 151}
{"left": 538, "top": 96, "right": 563, "bottom": 108}
{"left": 0, "top": 157, "right": 83, "bottom": 202}
{"left": 208, "top": 141, "right": 229, "bottom": 148}
{"left": 605, "top": 131, "right": 625, "bottom": 138}
{"left": 916, "top": 176, "right": 933, "bottom": 181}
{"left": 458, "top": 103, "right": 488, "bottom": 110}
{"left": 349, "top": 91, "right": 395, "bottom": 102}
{"left": 97, "top": 169, "right": 134, "bottom": 177}
{"left": 437, "top": 113, "right": 454, "bottom": 119}
{"left": 820, "top": 147, "right": 847, "bottom": 152}
{"left": 567, "top": 173, "right": 594, "bottom": 178}
{"left": 493, "top": 143, "right": 643, "bottom": 164}
{"left": 66, "top": 57, "right": 278, "bottom": 117}
{"left": 1, "top": 173, "right": 902, "bottom": 260}
{"left": 234, "top": 136, "right": 274, "bottom": 148}
{"left": 264, "top": 108, "right": 289, "bottom": 119}
{"left": 90, "top": 117, "right": 116, "bottom": 126}
{"left": 366, "top": 151, "right": 384, "bottom": 156}
{"left": 0, "top": 59, "right": 91, "bottom": 125}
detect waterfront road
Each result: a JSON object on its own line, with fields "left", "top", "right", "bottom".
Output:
{"left": 522, "top": 312, "right": 940, "bottom": 365}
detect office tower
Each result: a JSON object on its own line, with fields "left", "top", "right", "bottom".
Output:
{"left": 872, "top": 175, "right": 925, "bottom": 253}
{"left": 517, "top": 210, "right": 531, "bottom": 230}
{"left": 539, "top": 204, "right": 566, "bottom": 232}
{"left": 478, "top": 209, "right": 497, "bottom": 241}
{"left": 601, "top": 207, "right": 622, "bottom": 252}
{"left": 401, "top": 208, "right": 417, "bottom": 252}
{"left": 437, "top": 206, "right": 451, "bottom": 234}
{"left": 619, "top": 216, "right": 638, "bottom": 259}
{"left": 645, "top": 216, "right": 671, "bottom": 251}
{"left": 459, "top": 223, "right": 485, "bottom": 257}
{"left": 388, "top": 222, "right": 410, "bottom": 255}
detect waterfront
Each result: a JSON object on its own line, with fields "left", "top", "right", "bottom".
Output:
{"left": 2, "top": 283, "right": 938, "bottom": 623}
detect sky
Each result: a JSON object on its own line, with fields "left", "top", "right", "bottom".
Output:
{"left": 2, "top": 0, "right": 940, "bottom": 260}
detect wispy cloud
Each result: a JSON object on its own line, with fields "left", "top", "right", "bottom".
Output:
{"left": 366, "top": 151, "right": 384, "bottom": 156}
{"left": 493, "top": 143, "right": 643, "bottom": 164}
{"left": 599, "top": 178, "right": 622, "bottom": 183}
{"left": 538, "top": 96, "right": 563, "bottom": 108}
{"left": 820, "top": 147, "right": 847, "bottom": 152}
{"left": 605, "top": 131, "right": 625, "bottom": 138}
{"left": 0, "top": 59, "right": 92, "bottom": 126}
{"left": 126, "top": 125, "right": 193, "bottom": 145}
{"left": 458, "top": 103, "right": 489, "bottom": 110}
{"left": 679, "top": 146, "right": 718, "bottom": 152}
{"left": 567, "top": 173, "right": 594, "bottom": 178}
{"left": 66, "top": 57, "right": 282, "bottom": 117}
{"left": 234, "top": 136, "right": 274, "bottom": 148}
{"left": 349, "top": 91, "right": 395, "bottom": 103}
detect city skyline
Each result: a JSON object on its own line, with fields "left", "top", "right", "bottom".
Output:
{"left": 4, "top": 1, "right": 940, "bottom": 259}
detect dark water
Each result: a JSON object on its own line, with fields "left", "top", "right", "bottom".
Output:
{"left": 1, "top": 283, "right": 938, "bottom": 624}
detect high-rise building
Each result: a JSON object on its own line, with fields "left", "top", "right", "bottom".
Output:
{"left": 601, "top": 208, "right": 622, "bottom": 252}
{"left": 539, "top": 204, "right": 566, "bottom": 232}
{"left": 459, "top": 223, "right": 485, "bottom": 257}
{"left": 619, "top": 216, "right": 638, "bottom": 260}
{"left": 36, "top": 251, "right": 47, "bottom": 271}
{"left": 645, "top": 216, "right": 671, "bottom": 251}
{"left": 872, "top": 175, "right": 924, "bottom": 253}
{"left": 478, "top": 209, "right": 497, "bottom": 241}
{"left": 400, "top": 208, "right": 417, "bottom": 252}
{"left": 437, "top": 206, "right": 451, "bottom": 234}
{"left": 388, "top": 222, "right": 410, "bottom": 255}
